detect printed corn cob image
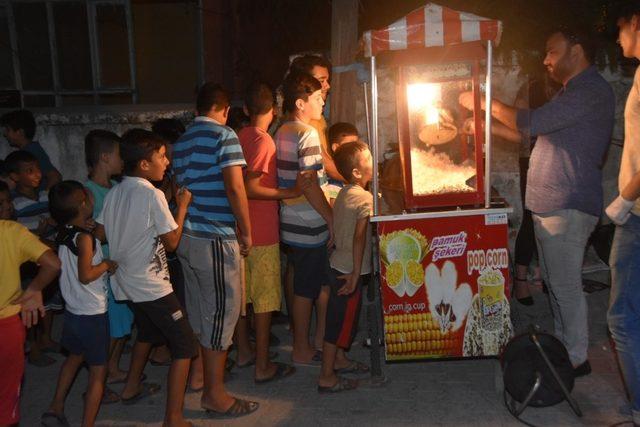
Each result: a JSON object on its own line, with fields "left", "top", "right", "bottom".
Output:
{"left": 384, "top": 312, "right": 461, "bottom": 359}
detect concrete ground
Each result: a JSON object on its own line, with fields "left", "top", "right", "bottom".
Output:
{"left": 21, "top": 270, "right": 631, "bottom": 427}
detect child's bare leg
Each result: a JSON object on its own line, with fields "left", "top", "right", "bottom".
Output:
{"left": 163, "top": 358, "right": 191, "bottom": 427}
{"left": 333, "top": 348, "right": 352, "bottom": 370}
{"left": 254, "top": 311, "right": 277, "bottom": 380}
{"left": 39, "top": 311, "right": 58, "bottom": 349}
{"left": 292, "top": 296, "right": 315, "bottom": 363}
{"left": 313, "top": 286, "right": 330, "bottom": 351}
{"left": 318, "top": 341, "right": 338, "bottom": 387}
{"left": 189, "top": 346, "right": 204, "bottom": 390}
{"left": 82, "top": 365, "right": 107, "bottom": 427}
{"left": 48, "top": 354, "right": 84, "bottom": 415}
{"left": 151, "top": 345, "right": 172, "bottom": 364}
{"left": 107, "top": 337, "right": 127, "bottom": 382}
{"left": 284, "top": 261, "right": 295, "bottom": 334}
{"left": 234, "top": 315, "right": 253, "bottom": 366}
{"left": 200, "top": 347, "right": 234, "bottom": 411}
{"left": 121, "top": 341, "right": 152, "bottom": 399}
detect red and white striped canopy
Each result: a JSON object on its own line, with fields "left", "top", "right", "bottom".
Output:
{"left": 362, "top": 3, "right": 503, "bottom": 57}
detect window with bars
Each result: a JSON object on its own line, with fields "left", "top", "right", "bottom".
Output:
{"left": 1, "top": 1, "right": 210, "bottom": 108}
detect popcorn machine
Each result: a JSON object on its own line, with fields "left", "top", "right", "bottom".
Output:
{"left": 362, "top": 3, "right": 513, "bottom": 364}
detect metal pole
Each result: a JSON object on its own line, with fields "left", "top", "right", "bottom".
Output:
{"left": 45, "top": 1, "right": 61, "bottom": 107}
{"left": 6, "top": 2, "right": 24, "bottom": 107}
{"left": 370, "top": 56, "right": 379, "bottom": 216}
{"left": 484, "top": 41, "right": 493, "bottom": 208}
{"left": 363, "top": 81, "right": 371, "bottom": 146}
{"left": 124, "top": 0, "right": 137, "bottom": 103}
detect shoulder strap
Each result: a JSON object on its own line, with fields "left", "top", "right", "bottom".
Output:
{"left": 56, "top": 225, "right": 95, "bottom": 256}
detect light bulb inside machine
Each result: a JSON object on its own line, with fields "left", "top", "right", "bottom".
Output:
{"left": 407, "top": 83, "right": 441, "bottom": 126}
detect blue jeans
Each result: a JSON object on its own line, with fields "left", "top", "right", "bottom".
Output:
{"left": 608, "top": 213, "right": 640, "bottom": 421}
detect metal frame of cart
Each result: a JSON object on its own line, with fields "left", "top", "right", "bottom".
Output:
{"left": 361, "top": 3, "right": 512, "bottom": 386}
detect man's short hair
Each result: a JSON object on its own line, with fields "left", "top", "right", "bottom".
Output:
{"left": 282, "top": 72, "right": 322, "bottom": 114}
{"left": 120, "top": 129, "right": 165, "bottom": 176}
{"left": 151, "top": 118, "right": 186, "bottom": 145}
{"left": 49, "top": 180, "right": 86, "bottom": 225}
{"left": 196, "top": 83, "right": 231, "bottom": 116}
{"left": 84, "top": 129, "right": 121, "bottom": 169}
{"left": 289, "top": 54, "right": 332, "bottom": 77}
{"left": 0, "top": 109, "right": 36, "bottom": 139}
{"left": 328, "top": 122, "right": 359, "bottom": 145}
{"left": 244, "top": 82, "right": 274, "bottom": 116}
{"left": 333, "top": 141, "right": 369, "bottom": 183}
{"left": 551, "top": 25, "right": 597, "bottom": 64}
{"left": 4, "top": 150, "right": 38, "bottom": 175}
{"left": 614, "top": 1, "right": 640, "bottom": 21}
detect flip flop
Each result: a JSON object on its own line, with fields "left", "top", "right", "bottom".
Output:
{"left": 317, "top": 376, "right": 358, "bottom": 394}
{"left": 120, "top": 382, "right": 161, "bottom": 405}
{"left": 335, "top": 360, "right": 370, "bottom": 375}
{"left": 255, "top": 362, "right": 296, "bottom": 384}
{"left": 41, "top": 411, "right": 70, "bottom": 427}
{"left": 204, "top": 397, "right": 259, "bottom": 419}
{"left": 237, "top": 351, "right": 279, "bottom": 368}
{"left": 82, "top": 386, "right": 120, "bottom": 404}
{"left": 107, "top": 373, "right": 147, "bottom": 385}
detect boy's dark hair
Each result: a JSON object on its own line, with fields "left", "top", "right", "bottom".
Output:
{"left": 289, "top": 55, "right": 332, "bottom": 77}
{"left": 244, "top": 82, "right": 274, "bottom": 116}
{"left": 120, "top": 129, "right": 165, "bottom": 176}
{"left": 0, "top": 180, "right": 9, "bottom": 195}
{"left": 196, "top": 83, "right": 231, "bottom": 116}
{"left": 550, "top": 25, "right": 596, "bottom": 64}
{"left": 49, "top": 180, "right": 86, "bottom": 225}
{"left": 333, "top": 141, "right": 369, "bottom": 183}
{"left": 4, "top": 150, "right": 38, "bottom": 175}
{"left": 84, "top": 129, "right": 121, "bottom": 169}
{"left": 0, "top": 109, "right": 36, "bottom": 140}
{"left": 614, "top": 1, "right": 640, "bottom": 21}
{"left": 328, "top": 122, "right": 359, "bottom": 145}
{"left": 151, "top": 118, "right": 185, "bottom": 144}
{"left": 282, "top": 72, "right": 322, "bottom": 114}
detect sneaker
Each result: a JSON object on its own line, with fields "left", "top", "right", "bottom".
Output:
{"left": 573, "top": 360, "right": 591, "bottom": 378}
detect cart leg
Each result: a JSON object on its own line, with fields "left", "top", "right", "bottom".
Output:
{"left": 492, "top": 358, "right": 504, "bottom": 397}
{"left": 365, "top": 273, "right": 386, "bottom": 385}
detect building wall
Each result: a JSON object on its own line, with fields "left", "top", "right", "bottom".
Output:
{"left": 0, "top": 105, "right": 194, "bottom": 183}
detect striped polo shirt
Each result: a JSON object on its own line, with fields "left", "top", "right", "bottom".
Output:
{"left": 13, "top": 190, "right": 50, "bottom": 233}
{"left": 275, "top": 120, "right": 328, "bottom": 247}
{"left": 172, "top": 117, "right": 246, "bottom": 240}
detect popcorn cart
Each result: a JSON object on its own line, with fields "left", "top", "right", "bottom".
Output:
{"left": 362, "top": 3, "right": 513, "bottom": 364}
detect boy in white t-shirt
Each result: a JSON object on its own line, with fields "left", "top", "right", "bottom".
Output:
{"left": 95, "top": 129, "right": 196, "bottom": 427}
{"left": 42, "top": 180, "right": 117, "bottom": 426}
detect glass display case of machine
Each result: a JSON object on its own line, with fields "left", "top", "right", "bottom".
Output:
{"left": 395, "top": 61, "right": 486, "bottom": 210}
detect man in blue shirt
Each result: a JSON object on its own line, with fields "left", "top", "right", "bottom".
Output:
{"left": 460, "top": 26, "right": 615, "bottom": 377}
{"left": 172, "top": 83, "right": 258, "bottom": 418}
{"left": 1, "top": 109, "right": 62, "bottom": 190}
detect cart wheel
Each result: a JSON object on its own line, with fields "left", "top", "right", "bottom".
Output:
{"left": 492, "top": 358, "right": 504, "bottom": 397}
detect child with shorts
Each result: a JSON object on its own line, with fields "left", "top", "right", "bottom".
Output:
{"left": 41, "top": 181, "right": 117, "bottom": 426}
{"left": 84, "top": 130, "right": 134, "bottom": 385}
{"left": 235, "top": 82, "right": 303, "bottom": 382}
{"left": 325, "top": 122, "right": 359, "bottom": 204}
{"left": 95, "top": 129, "right": 197, "bottom": 427}
{"left": 5, "top": 150, "right": 60, "bottom": 367}
{"left": 318, "top": 141, "right": 373, "bottom": 393}
{"left": 275, "top": 72, "right": 334, "bottom": 365}
{"left": 0, "top": 218, "right": 59, "bottom": 426}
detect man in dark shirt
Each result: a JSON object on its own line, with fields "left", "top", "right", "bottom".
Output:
{"left": 1, "top": 109, "right": 62, "bottom": 190}
{"left": 460, "top": 27, "right": 615, "bottom": 376}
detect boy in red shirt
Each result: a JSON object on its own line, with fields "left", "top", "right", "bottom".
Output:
{"left": 234, "top": 82, "right": 307, "bottom": 383}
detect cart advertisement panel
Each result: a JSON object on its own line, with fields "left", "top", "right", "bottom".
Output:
{"left": 378, "top": 212, "right": 512, "bottom": 361}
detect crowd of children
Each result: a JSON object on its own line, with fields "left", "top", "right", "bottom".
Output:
{"left": 0, "top": 54, "right": 375, "bottom": 426}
